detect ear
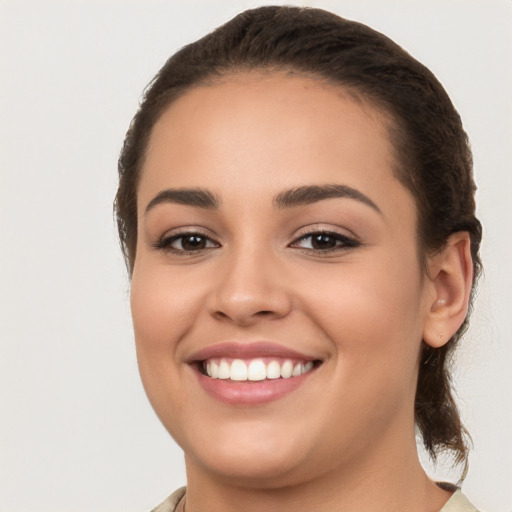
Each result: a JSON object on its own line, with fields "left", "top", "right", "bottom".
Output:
{"left": 423, "top": 232, "right": 474, "bottom": 348}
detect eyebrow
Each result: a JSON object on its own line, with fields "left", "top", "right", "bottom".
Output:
{"left": 273, "top": 184, "right": 381, "bottom": 214}
{"left": 145, "top": 187, "right": 221, "bottom": 213}
{"left": 145, "top": 183, "right": 381, "bottom": 215}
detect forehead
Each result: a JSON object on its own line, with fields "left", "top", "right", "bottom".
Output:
{"left": 139, "top": 72, "right": 413, "bottom": 221}
{"left": 147, "top": 71, "right": 392, "bottom": 159}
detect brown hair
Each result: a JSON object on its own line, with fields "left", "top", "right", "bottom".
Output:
{"left": 116, "top": 6, "right": 482, "bottom": 476}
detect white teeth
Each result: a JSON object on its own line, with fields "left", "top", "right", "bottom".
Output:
{"left": 247, "top": 359, "right": 266, "bottom": 381}
{"left": 210, "top": 360, "right": 219, "bottom": 379}
{"left": 218, "top": 360, "right": 230, "bottom": 379}
{"left": 230, "top": 359, "right": 248, "bottom": 381}
{"left": 266, "top": 360, "right": 281, "bottom": 379}
{"left": 204, "top": 358, "right": 316, "bottom": 381}
{"left": 280, "top": 360, "right": 293, "bottom": 379}
{"left": 292, "top": 363, "right": 302, "bottom": 377}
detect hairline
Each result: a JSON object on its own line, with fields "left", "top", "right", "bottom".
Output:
{"left": 130, "top": 66, "right": 426, "bottom": 273}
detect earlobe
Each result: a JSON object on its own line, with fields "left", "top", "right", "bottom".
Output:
{"left": 423, "top": 232, "right": 474, "bottom": 348}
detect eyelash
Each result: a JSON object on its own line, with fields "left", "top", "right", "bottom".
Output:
{"left": 290, "top": 230, "right": 360, "bottom": 254}
{"left": 153, "top": 231, "right": 218, "bottom": 255}
{"left": 153, "top": 229, "right": 360, "bottom": 256}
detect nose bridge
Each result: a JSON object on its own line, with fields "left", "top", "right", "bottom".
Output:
{"left": 211, "top": 238, "right": 291, "bottom": 324}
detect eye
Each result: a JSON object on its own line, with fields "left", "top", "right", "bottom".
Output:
{"left": 290, "top": 231, "right": 359, "bottom": 253}
{"left": 154, "top": 232, "right": 219, "bottom": 253}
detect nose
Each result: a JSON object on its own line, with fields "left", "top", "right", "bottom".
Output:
{"left": 209, "top": 245, "right": 293, "bottom": 326}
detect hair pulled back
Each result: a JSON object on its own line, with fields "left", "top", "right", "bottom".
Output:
{"left": 116, "top": 5, "right": 482, "bottom": 476}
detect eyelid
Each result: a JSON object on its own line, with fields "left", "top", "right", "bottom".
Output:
{"left": 291, "top": 224, "right": 359, "bottom": 242}
{"left": 151, "top": 225, "right": 360, "bottom": 256}
{"left": 152, "top": 227, "right": 221, "bottom": 253}
{"left": 289, "top": 227, "right": 361, "bottom": 252}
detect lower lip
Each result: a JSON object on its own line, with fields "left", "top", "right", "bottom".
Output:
{"left": 195, "top": 368, "right": 316, "bottom": 405}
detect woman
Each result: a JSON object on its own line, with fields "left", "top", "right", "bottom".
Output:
{"left": 115, "top": 6, "right": 482, "bottom": 511}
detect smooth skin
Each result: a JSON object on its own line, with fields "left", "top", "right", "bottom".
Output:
{"left": 131, "top": 72, "right": 473, "bottom": 512}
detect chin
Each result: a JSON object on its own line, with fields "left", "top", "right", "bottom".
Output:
{"left": 179, "top": 419, "right": 317, "bottom": 487}
{"left": 190, "top": 450, "right": 307, "bottom": 488}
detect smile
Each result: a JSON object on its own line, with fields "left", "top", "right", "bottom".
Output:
{"left": 203, "top": 358, "right": 315, "bottom": 381}
{"left": 189, "top": 342, "right": 323, "bottom": 405}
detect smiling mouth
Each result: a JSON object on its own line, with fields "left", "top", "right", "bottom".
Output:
{"left": 199, "top": 357, "right": 321, "bottom": 382}
{"left": 189, "top": 342, "right": 324, "bottom": 403}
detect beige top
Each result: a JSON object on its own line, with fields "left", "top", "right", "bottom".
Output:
{"left": 150, "top": 485, "right": 480, "bottom": 512}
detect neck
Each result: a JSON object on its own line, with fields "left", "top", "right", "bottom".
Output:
{"left": 183, "top": 426, "right": 452, "bottom": 512}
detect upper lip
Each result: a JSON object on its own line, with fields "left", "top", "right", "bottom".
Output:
{"left": 187, "top": 341, "right": 318, "bottom": 363}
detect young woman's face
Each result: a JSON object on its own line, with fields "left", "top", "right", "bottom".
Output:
{"left": 131, "top": 73, "right": 434, "bottom": 486}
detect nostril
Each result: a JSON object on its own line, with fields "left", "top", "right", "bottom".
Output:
{"left": 210, "top": 286, "right": 293, "bottom": 325}
{"left": 213, "top": 308, "right": 284, "bottom": 324}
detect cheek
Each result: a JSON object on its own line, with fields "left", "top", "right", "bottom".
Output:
{"left": 302, "top": 250, "right": 425, "bottom": 370}
{"left": 130, "top": 261, "right": 201, "bottom": 354}
{"left": 299, "top": 254, "right": 425, "bottom": 436}
{"left": 129, "top": 262, "right": 203, "bottom": 429}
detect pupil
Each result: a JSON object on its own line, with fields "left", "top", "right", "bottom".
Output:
{"left": 312, "top": 234, "right": 336, "bottom": 249}
{"left": 183, "top": 235, "right": 205, "bottom": 250}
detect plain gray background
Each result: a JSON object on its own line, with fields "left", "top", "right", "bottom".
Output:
{"left": 1, "top": 1, "right": 511, "bottom": 510}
